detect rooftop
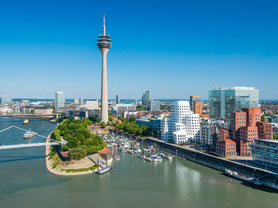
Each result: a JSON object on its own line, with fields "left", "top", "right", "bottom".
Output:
{"left": 212, "top": 86, "right": 256, "bottom": 91}
{"left": 98, "top": 146, "right": 111, "bottom": 154}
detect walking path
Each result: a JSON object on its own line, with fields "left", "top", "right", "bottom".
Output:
{"left": 45, "top": 133, "right": 96, "bottom": 176}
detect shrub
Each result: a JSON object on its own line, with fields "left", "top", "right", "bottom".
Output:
{"left": 68, "top": 147, "right": 87, "bottom": 160}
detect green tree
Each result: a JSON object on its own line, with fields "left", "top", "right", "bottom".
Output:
{"left": 83, "top": 118, "right": 92, "bottom": 126}
{"left": 109, "top": 115, "right": 115, "bottom": 122}
{"left": 101, "top": 122, "right": 106, "bottom": 128}
{"left": 68, "top": 147, "right": 87, "bottom": 160}
{"left": 129, "top": 117, "right": 136, "bottom": 123}
{"left": 89, "top": 116, "right": 100, "bottom": 123}
{"left": 136, "top": 104, "right": 145, "bottom": 111}
{"left": 54, "top": 118, "right": 106, "bottom": 160}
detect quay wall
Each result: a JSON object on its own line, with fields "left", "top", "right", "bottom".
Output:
{"left": 111, "top": 130, "right": 278, "bottom": 191}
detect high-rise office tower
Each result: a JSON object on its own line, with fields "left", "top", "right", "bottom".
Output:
{"left": 142, "top": 89, "right": 150, "bottom": 107}
{"left": 190, "top": 95, "right": 203, "bottom": 116}
{"left": 189, "top": 95, "right": 200, "bottom": 111}
{"left": 97, "top": 15, "right": 112, "bottom": 123}
{"left": 55, "top": 91, "right": 65, "bottom": 112}
{"left": 79, "top": 97, "right": 83, "bottom": 105}
{"left": 209, "top": 87, "right": 259, "bottom": 120}
{"left": 116, "top": 94, "right": 120, "bottom": 104}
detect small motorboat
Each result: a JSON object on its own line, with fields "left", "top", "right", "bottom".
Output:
{"left": 23, "top": 130, "right": 36, "bottom": 139}
{"left": 96, "top": 166, "right": 113, "bottom": 175}
{"left": 23, "top": 119, "right": 29, "bottom": 125}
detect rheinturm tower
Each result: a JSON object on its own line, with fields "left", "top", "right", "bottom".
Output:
{"left": 97, "top": 15, "right": 112, "bottom": 123}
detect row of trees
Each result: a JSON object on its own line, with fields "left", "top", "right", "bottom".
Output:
{"left": 113, "top": 117, "right": 156, "bottom": 137}
{"left": 51, "top": 118, "right": 106, "bottom": 160}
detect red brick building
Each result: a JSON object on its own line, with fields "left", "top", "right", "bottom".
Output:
{"left": 230, "top": 107, "right": 273, "bottom": 157}
{"left": 231, "top": 111, "right": 247, "bottom": 145}
{"left": 257, "top": 121, "right": 273, "bottom": 140}
{"left": 239, "top": 126, "right": 258, "bottom": 157}
{"left": 216, "top": 138, "right": 237, "bottom": 158}
{"left": 219, "top": 128, "right": 229, "bottom": 141}
{"left": 192, "top": 100, "right": 203, "bottom": 116}
{"left": 242, "top": 108, "right": 261, "bottom": 127}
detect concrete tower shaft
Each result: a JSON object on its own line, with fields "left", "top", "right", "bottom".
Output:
{"left": 97, "top": 15, "right": 112, "bottom": 123}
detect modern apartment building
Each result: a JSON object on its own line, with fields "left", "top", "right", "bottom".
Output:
{"left": 55, "top": 91, "right": 65, "bottom": 112}
{"left": 216, "top": 138, "right": 237, "bottom": 158}
{"left": 257, "top": 121, "right": 273, "bottom": 140}
{"left": 161, "top": 101, "right": 200, "bottom": 144}
{"left": 230, "top": 107, "right": 272, "bottom": 157}
{"left": 136, "top": 116, "right": 162, "bottom": 133}
{"left": 85, "top": 99, "right": 99, "bottom": 110}
{"left": 209, "top": 87, "right": 259, "bottom": 120}
{"left": 251, "top": 139, "right": 278, "bottom": 169}
{"left": 112, "top": 103, "right": 136, "bottom": 111}
{"left": 200, "top": 123, "right": 213, "bottom": 147}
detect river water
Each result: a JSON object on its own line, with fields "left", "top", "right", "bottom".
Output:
{"left": 0, "top": 118, "right": 277, "bottom": 208}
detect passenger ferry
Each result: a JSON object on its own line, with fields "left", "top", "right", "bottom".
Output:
{"left": 23, "top": 130, "right": 36, "bottom": 139}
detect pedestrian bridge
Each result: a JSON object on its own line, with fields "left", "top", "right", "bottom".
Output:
{"left": 0, "top": 142, "right": 60, "bottom": 150}
{"left": 0, "top": 125, "right": 66, "bottom": 150}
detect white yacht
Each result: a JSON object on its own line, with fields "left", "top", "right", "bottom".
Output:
{"left": 23, "top": 130, "right": 36, "bottom": 139}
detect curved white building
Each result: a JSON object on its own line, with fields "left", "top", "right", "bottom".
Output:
{"left": 161, "top": 101, "right": 200, "bottom": 144}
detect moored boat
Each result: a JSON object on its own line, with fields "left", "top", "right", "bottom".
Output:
{"left": 252, "top": 178, "right": 264, "bottom": 186}
{"left": 23, "top": 119, "right": 29, "bottom": 125}
{"left": 145, "top": 157, "right": 153, "bottom": 162}
{"left": 166, "top": 155, "right": 173, "bottom": 160}
{"left": 224, "top": 169, "right": 254, "bottom": 183}
{"left": 23, "top": 130, "right": 36, "bottom": 139}
{"left": 96, "top": 166, "right": 113, "bottom": 175}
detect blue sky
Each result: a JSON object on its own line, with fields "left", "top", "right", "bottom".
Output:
{"left": 0, "top": 0, "right": 277, "bottom": 99}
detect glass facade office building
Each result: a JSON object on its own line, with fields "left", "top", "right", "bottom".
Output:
{"left": 142, "top": 89, "right": 150, "bottom": 107}
{"left": 55, "top": 91, "right": 65, "bottom": 112}
{"left": 150, "top": 101, "right": 161, "bottom": 111}
{"left": 251, "top": 139, "right": 278, "bottom": 169}
{"left": 209, "top": 87, "right": 259, "bottom": 120}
